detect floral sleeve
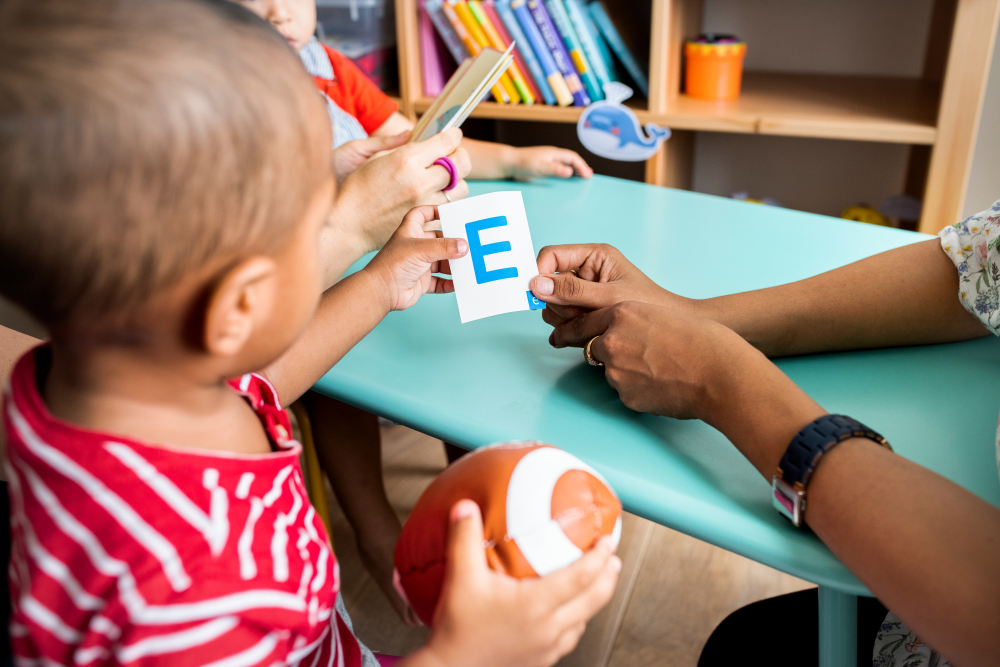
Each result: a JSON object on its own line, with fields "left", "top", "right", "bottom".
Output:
{"left": 938, "top": 199, "right": 1000, "bottom": 335}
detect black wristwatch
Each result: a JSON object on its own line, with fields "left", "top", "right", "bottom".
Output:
{"left": 772, "top": 414, "right": 891, "bottom": 527}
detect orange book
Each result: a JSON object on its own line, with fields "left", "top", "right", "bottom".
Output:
{"left": 468, "top": 0, "right": 535, "bottom": 104}
{"left": 441, "top": 0, "right": 510, "bottom": 103}
{"left": 448, "top": 0, "right": 521, "bottom": 103}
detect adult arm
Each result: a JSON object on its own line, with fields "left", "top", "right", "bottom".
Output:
{"left": 550, "top": 301, "right": 1000, "bottom": 666}
{"left": 531, "top": 239, "right": 990, "bottom": 358}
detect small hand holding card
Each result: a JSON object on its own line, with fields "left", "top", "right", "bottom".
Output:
{"left": 439, "top": 191, "right": 545, "bottom": 323}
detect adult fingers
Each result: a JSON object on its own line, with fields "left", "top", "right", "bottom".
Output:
{"left": 541, "top": 303, "right": 589, "bottom": 328}
{"left": 412, "top": 127, "right": 464, "bottom": 165}
{"left": 535, "top": 244, "right": 620, "bottom": 278}
{"left": 443, "top": 500, "right": 489, "bottom": 587}
{"left": 549, "top": 306, "right": 616, "bottom": 349}
{"left": 532, "top": 536, "right": 614, "bottom": 608}
{"left": 366, "top": 131, "right": 410, "bottom": 156}
{"left": 437, "top": 179, "right": 469, "bottom": 206}
{"left": 530, "top": 272, "right": 617, "bottom": 310}
{"left": 447, "top": 147, "right": 472, "bottom": 180}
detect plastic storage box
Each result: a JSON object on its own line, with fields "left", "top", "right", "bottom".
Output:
{"left": 316, "top": 0, "right": 397, "bottom": 92}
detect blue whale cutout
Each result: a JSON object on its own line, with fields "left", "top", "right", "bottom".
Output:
{"left": 576, "top": 82, "right": 670, "bottom": 162}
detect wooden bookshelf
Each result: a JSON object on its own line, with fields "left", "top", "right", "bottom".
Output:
{"left": 395, "top": 0, "right": 1000, "bottom": 233}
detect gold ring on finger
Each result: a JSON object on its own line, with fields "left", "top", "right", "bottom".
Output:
{"left": 584, "top": 335, "right": 604, "bottom": 367}
{"left": 569, "top": 269, "right": 579, "bottom": 277}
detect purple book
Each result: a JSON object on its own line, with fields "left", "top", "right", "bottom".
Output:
{"left": 526, "top": 0, "right": 589, "bottom": 105}
{"left": 420, "top": 3, "right": 457, "bottom": 96}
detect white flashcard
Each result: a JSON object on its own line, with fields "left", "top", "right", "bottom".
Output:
{"left": 439, "top": 191, "right": 545, "bottom": 323}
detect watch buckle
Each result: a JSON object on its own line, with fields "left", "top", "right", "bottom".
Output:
{"left": 772, "top": 476, "right": 805, "bottom": 528}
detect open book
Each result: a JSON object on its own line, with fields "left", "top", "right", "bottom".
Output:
{"left": 411, "top": 42, "right": 515, "bottom": 143}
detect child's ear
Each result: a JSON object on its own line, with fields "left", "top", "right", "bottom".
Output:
{"left": 203, "top": 257, "right": 278, "bottom": 357}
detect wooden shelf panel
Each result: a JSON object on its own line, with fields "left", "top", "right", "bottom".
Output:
{"left": 661, "top": 72, "right": 940, "bottom": 144}
{"left": 413, "top": 97, "right": 650, "bottom": 124}
{"left": 416, "top": 73, "right": 940, "bottom": 145}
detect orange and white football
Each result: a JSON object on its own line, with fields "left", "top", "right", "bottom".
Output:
{"left": 393, "top": 441, "right": 622, "bottom": 627}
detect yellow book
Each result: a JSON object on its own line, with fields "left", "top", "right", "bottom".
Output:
{"left": 449, "top": 0, "right": 521, "bottom": 104}
{"left": 467, "top": 0, "right": 535, "bottom": 105}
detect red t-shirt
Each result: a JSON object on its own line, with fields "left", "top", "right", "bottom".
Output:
{"left": 313, "top": 44, "right": 398, "bottom": 135}
{"left": 4, "top": 347, "right": 362, "bottom": 666}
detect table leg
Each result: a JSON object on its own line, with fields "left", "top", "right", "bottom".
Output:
{"left": 818, "top": 586, "right": 857, "bottom": 667}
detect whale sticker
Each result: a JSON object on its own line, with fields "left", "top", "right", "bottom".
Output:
{"left": 577, "top": 82, "right": 670, "bottom": 162}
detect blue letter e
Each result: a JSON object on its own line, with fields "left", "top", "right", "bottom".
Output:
{"left": 466, "top": 216, "right": 518, "bottom": 284}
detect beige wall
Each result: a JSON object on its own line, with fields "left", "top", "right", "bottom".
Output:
{"left": 691, "top": 0, "right": 998, "bottom": 224}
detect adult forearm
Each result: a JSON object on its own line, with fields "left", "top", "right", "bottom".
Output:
{"left": 695, "top": 239, "right": 988, "bottom": 357}
{"left": 263, "top": 269, "right": 389, "bottom": 403}
{"left": 808, "top": 439, "right": 1000, "bottom": 666}
{"left": 706, "top": 353, "right": 1000, "bottom": 666}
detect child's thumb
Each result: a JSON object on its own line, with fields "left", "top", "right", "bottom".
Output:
{"left": 415, "top": 236, "right": 468, "bottom": 263}
{"left": 444, "top": 500, "right": 488, "bottom": 585}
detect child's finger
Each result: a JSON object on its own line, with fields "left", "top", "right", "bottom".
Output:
{"left": 443, "top": 500, "right": 489, "bottom": 586}
{"left": 400, "top": 205, "right": 441, "bottom": 233}
{"left": 552, "top": 554, "right": 621, "bottom": 628}
{"left": 561, "top": 150, "right": 592, "bottom": 178}
{"left": 428, "top": 276, "right": 455, "bottom": 294}
{"left": 414, "top": 236, "right": 468, "bottom": 264}
{"left": 532, "top": 536, "right": 614, "bottom": 608}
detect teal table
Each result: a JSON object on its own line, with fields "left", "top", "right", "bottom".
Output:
{"left": 315, "top": 176, "right": 1000, "bottom": 666}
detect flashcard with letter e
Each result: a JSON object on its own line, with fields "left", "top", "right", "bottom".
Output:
{"left": 439, "top": 191, "right": 544, "bottom": 323}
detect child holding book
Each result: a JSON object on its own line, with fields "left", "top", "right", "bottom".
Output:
{"left": 0, "top": 2, "right": 621, "bottom": 665}
{"left": 234, "top": 0, "right": 597, "bottom": 624}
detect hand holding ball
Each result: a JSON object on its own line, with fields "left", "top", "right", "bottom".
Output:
{"left": 394, "top": 442, "right": 622, "bottom": 626}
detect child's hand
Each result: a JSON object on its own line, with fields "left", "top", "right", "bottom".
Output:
{"left": 417, "top": 500, "right": 620, "bottom": 667}
{"left": 507, "top": 146, "right": 594, "bottom": 180}
{"left": 332, "top": 131, "right": 410, "bottom": 183}
{"left": 364, "top": 205, "right": 468, "bottom": 313}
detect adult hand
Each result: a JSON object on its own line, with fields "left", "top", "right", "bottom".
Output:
{"left": 416, "top": 500, "right": 620, "bottom": 667}
{"left": 331, "top": 131, "right": 410, "bottom": 184}
{"left": 530, "top": 244, "right": 687, "bottom": 327}
{"left": 363, "top": 205, "right": 468, "bottom": 312}
{"left": 331, "top": 128, "right": 471, "bottom": 256}
{"left": 506, "top": 146, "right": 593, "bottom": 180}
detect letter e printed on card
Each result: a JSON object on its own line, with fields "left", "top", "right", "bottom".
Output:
{"left": 439, "top": 191, "right": 544, "bottom": 323}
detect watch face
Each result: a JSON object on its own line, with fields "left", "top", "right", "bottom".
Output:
{"left": 772, "top": 476, "right": 804, "bottom": 527}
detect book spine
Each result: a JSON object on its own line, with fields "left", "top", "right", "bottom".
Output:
{"left": 468, "top": 0, "right": 535, "bottom": 104}
{"left": 545, "top": 0, "right": 601, "bottom": 101}
{"left": 496, "top": 0, "right": 556, "bottom": 104}
{"left": 563, "top": 0, "right": 611, "bottom": 91}
{"left": 589, "top": 1, "right": 647, "bottom": 96}
{"left": 510, "top": 0, "right": 572, "bottom": 106}
{"left": 419, "top": 3, "right": 445, "bottom": 96}
{"left": 441, "top": 0, "right": 511, "bottom": 102}
{"left": 482, "top": 0, "right": 544, "bottom": 104}
{"left": 583, "top": 6, "right": 619, "bottom": 82}
{"left": 450, "top": 0, "right": 521, "bottom": 103}
{"left": 424, "top": 0, "right": 470, "bottom": 69}
{"left": 525, "top": 0, "right": 590, "bottom": 106}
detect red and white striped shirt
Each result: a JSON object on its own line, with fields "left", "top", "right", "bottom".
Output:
{"left": 4, "top": 347, "right": 362, "bottom": 667}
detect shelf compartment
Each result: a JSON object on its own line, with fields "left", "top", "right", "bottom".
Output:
{"left": 412, "top": 97, "right": 650, "bottom": 124}
{"left": 660, "top": 72, "right": 940, "bottom": 145}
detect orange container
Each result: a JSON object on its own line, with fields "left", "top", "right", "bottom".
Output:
{"left": 684, "top": 37, "right": 746, "bottom": 101}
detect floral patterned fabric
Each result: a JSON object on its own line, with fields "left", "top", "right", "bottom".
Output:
{"left": 868, "top": 198, "right": 1000, "bottom": 667}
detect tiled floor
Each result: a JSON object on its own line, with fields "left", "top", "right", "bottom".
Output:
{"left": 327, "top": 424, "right": 814, "bottom": 666}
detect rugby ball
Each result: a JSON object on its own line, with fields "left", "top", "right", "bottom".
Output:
{"left": 393, "top": 441, "right": 621, "bottom": 626}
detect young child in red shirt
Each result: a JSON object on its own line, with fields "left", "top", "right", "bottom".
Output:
{"left": 0, "top": 1, "right": 620, "bottom": 665}
{"left": 232, "top": 0, "right": 598, "bottom": 625}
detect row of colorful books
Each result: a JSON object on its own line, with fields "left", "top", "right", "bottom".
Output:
{"left": 420, "top": 0, "right": 649, "bottom": 106}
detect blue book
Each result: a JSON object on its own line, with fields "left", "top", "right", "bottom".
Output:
{"left": 563, "top": 0, "right": 613, "bottom": 91}
{"left": 582, "top": 5, "right": 619, "bottom": 82}
{"left": 525, "top": 0, "right": 590, "bottom": 106}
{"left": 545, "top": 0, "right": 602, "bottom": 101}
{"left": 510, "top": 0, "right": 574, "bottom": 106}
{"left": 589, "top": 0, "right": 647, "bottom": 97}
{"left": 495, "top": 0, "right": 556, "bottom": 105}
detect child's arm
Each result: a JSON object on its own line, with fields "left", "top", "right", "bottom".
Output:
{"left": 399, "top": 500, "right": 620, "bottom": 667}
{"left": 0, "top": 324, "right": 40, "bottom": 478}
{"left": 262, "top": 206, "right": 468, "bottom": 405}
{"left": 375, "top": 113, "right": 593, "bottom": 182}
